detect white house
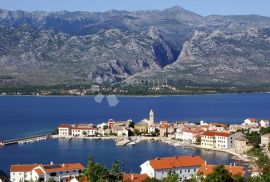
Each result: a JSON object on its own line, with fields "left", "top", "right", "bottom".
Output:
{"left": 176, "top": 129, "right": 198, "bottom": 144}
{"left": 117, "top": 128, "right": 129, "bottom": 137}
{"left": 242, "top": 118, "right": 258, "bottom": 126}
{"left": 148, "top": 125, "right": 156, "bottom": 133}
{"left": 201, "top": 131, "right": 235, "bottom": 149}
{"left": 140, "top": 155, "right": 205, "bottom": 181}
{"left": 260, "top": 120, "right": 270, "bottom": 128}
{"left": 58, "top": 124, "right": 71, "bottom": 136}
{"left": 10, "top": 163, "right": 84, "bottom": 182}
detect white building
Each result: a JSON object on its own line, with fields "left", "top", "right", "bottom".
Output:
{"left": 116, "top": 127, "right": 129, "bottom": 137}
{"left": 10, "top": 163, "right": 84, "bottom": 182}
{"left": 140, "top": 155, "right": 205, "bottom": 181}
{"left": 176, "top": 130, "right": 198, "bottom": 144}
{"left": 260, "top": 120, "right": 270, "bottom": 128}
{"left": 148, "top": 125, "right": 156, "bottom": 133}
{"left": 58, "top": 124, "right": 97, "bottom": 137}
{"left": 149, "top": 110, "right": 154, "bottom": 124}
{"left": 261, "top": 133, "right": 270, "bottom": 148}
{"left": 58, "top": 124, "right": 71, "bottom": 136}
{"left": 242, "top": 118, "right": 258, "bottom": 126}
{"left": 201, "top": 131, "right": 235, "bottom": 149}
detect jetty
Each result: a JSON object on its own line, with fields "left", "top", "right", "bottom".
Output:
{"left": 0, "top": 133, "right": 51, "bottom": 146}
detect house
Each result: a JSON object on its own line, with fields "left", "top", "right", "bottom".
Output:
{"left": 260, "top": 120, "right": 270, "bottom": 128}
{"left": 176, "top": 129, "right": 200, "bottom": 144}
{"left": 148, "top": 125, "right": 156, "bottom": 134}
{"left": 234, "top": 137, "right": 252, "bottom": 154}
{"left": 96, "top": 122, "right": 107, "bottom": 129}
{"left": 209, "top": 123, "right": 228, "bottom": 131}
{"left": 107, "top": 119, "right": 130, "bottom": 129}
{"left": 58, "top": 124, "right": 97, "bottom": 137}
{"left": 134, "top": 120, "right": 149, "bottom": 133}
{"left": 10, "top": 163, "right": 84, "bottom": 182}
{"left": 168, "top": 126, "right": 175, "bottom": 134}
{"left": 201, "top": 131, "right": 235, "bottom": 149}
{"left": 116, "top": 127, "right": 129, "bottom": 137}
{"left": 242, "top": 118, "right": 258, "bottom": 126}
{"left": 140, "top": 155, "right": 205, "bottom": 181}
{"left": 58, "top": 124, "right": 72, "bottom": 136}
{"left": 123, "top": 173, "right": 149, "bottom": 182}
{"left": 71, "top": 124, "right": 97, "bottom": 137}
{"left": 159, "top": 124, "right": 169, "bottom": 137}
{"left": 261, "top": 133, "right": 270, "bottom": 148}
{"left": 198, "top": 164, "right": 245, "bottom": 177}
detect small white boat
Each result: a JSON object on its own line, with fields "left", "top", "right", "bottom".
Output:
{"left": 127, "top": 141, "right": 136, "bottom": 146}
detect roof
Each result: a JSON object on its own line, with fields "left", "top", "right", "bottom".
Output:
{"left": 202, "top": 131, "right": 232, "bottom": 137}
{"left": 247, "top": 118, "right": 257, "bottom": 122}
{"left": 123, "top": 173, "right": 149, "bottom": 182}
{"left": 198, "top": 164, "right": 245, "bottom": 177}
{"left": 148, "top": 156, "right": 205, "bottom": 170}
{"left": 11, "top": 163, "right": 85, "bottom": 173}
{"left": 58, "top": 124, "right": 72, "bottom": 128}
{"left": 41, "top": 163, "right": 84, "bottom": 173}
{"left": 34, "top": 168, "right": 45, "bottom": 175}
{"left": 10, "top": 164, "right": 40, "bottom": 172}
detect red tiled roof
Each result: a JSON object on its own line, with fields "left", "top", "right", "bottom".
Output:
{"left": 202, "top": 131, "right": 231, "bottom": 137}
{"left": 58, "top": 124, "right": 72, "bottom": 128}
{"left": 198, "top": 164, "right": 245, "bottom": 177}
{"left": 149, "top": 156, "right": 205, "bottom": 170}
{"left": 10, "top": 164, "right": 40, "bottom": 172}
{"left": 123, "top": 173, "right": 149, "bottom": 182}
{"left": 41, "top": 163, "right": 84, "bottom": 173}
{"left": 34, "top": 168, "right": 45, "bottom": 175}
{"left": 247, "top": 118, "right": 257, "bottom": 122}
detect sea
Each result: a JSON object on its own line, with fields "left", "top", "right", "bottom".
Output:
{"left": 0, "top": 93, "right": 269, "bottom": 175}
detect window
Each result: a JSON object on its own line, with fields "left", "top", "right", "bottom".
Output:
{"left": 50, "top": 172, "right": 57, "bottom": 177}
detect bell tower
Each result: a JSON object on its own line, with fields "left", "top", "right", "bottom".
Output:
{"left": 149, "top": 109, "right": 154, "bottom": 124}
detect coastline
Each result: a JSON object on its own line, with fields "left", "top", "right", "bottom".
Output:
{"left": 1, "top": 92, "right": 270, "bottom": 98}
{"left": 51, "top": 135, "right": 255, "bottom": 170}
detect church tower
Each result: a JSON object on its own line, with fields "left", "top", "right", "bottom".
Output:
{"left": 149, "top": 109, "right": 154, "bottom": 124}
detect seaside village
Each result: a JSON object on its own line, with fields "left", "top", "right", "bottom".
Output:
{"left": 5, "top": 110, "right": 270, "bottom": 182}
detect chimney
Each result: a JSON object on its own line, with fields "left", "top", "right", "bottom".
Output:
{"left": 230, "top": 163, "right": 232, "bottom": 168}
{"left": 205, "top": 161, "right": 207, "bottom": 165}
{"left": 131, "top": 174, "right": 134, "bottom": 180}
{"left": 50, "top": 161, "right": 53, "bottom": 165}
{"left": 234, "top": 163, "right": 236, "bottom": 166}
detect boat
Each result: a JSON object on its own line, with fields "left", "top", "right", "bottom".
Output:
{"left": 127, "top": 141, "right": 136, "bottom": 146}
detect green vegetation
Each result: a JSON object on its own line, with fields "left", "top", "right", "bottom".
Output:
{"left": 83, "top": 157, "right": 121, "bottom": 182}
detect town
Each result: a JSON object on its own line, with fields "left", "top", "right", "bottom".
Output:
{"left": 2, "top": 110, "right": 270, "bottom": 182}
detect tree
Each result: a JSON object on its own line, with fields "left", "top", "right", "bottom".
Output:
{"left": 129, "top": 121, "right": 135, "bottom": 128}
{"left": 48, "top": 178, "right": 56, "bottom": 182}
{"left": 162, "top": 171, "right": 179, "bottom": 182}
{"left": 204, "top": 165, "right": 234, "bottom": 182}
{"left": 110, "top": 161, "right": 121, "bottom": 181}
{"left": 83, "top": 156, "right": 122, "bottom": 182}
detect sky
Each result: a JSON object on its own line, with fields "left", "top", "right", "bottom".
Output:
{"left": 1, "top": 0, "right": 270, "bottom": 17}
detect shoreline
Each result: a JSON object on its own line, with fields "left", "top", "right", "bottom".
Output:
{"left": 51, "top": 135, "right": 255, "bottom": 169}
{"left": 1, "top": 92, "right": 270, "bottom": 98}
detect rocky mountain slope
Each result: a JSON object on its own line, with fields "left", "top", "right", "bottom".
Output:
{"left": 1, "top": 6, "right": 270, "bottom": 87}
{"left": 130, "top": 28, "right": 270, "bottom": 86}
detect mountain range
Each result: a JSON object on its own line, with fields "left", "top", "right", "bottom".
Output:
{"left": 1, "top": 6, "right": 270, "bottom": 88}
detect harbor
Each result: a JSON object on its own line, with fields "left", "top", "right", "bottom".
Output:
{"left": 0, "top": 133, "right": 51, "bottom": 146}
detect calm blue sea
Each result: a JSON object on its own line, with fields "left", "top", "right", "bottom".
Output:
{"left": 1, "top": 94, "right": 270, "bottom": 140}
{"left": 0, "top": 139, "right": 238, "bottom": 175}
{"left": 0, "top": 93, "right": 269, "bottom": 175}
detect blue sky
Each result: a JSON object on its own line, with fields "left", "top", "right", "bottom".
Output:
{"left": 1, "top": 0, "right": 270, "bottom": 17}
